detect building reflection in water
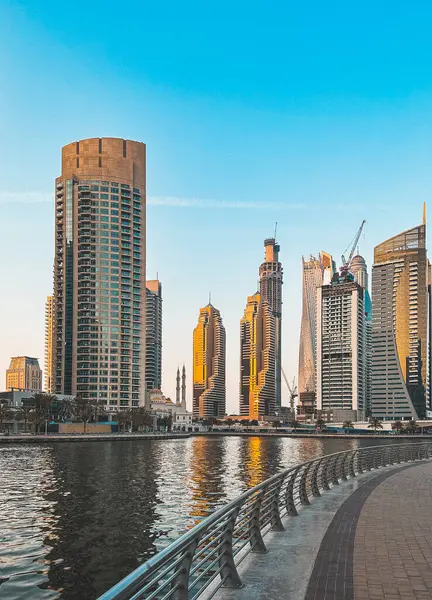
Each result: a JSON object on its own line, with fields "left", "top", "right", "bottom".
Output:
{"left": 238, "top": 436, "right": 283, "bottom": 489}
{"left": 43, "top": 441, "right": 161, "bottom": 600}
{"left": 186, "top": 436, "right": 228, "bottom": 523}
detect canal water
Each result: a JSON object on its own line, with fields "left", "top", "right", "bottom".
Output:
{"left": 0, "top": 436, "right": 408, "bottom": 599}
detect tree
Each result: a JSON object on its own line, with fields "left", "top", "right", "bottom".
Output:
{"left": 315, "top": 418, "right": 326, "bottom": 431}
{"left": 404, "top": 419, "right": 418, "bottom": 434}
{"left": 391, "top": 420, "right": 404, "bottom": 434}
{"left": 291, "top": 420, "right": 300, "bottom": 430}
{"left": 249, "top": 419, "right": 259, "bottom": 426}
{"left": 368, "top": 417, "right": 383, "bottom": 433}
{"left": 0, "top": 401, "right": 13, "bottom": 432}
{"left": 132, "top": 407, "right": 152, "bottom": 432}
{"left": 92, "top": 399, "right": 106, "bottom": 423}
{"left": 20, "top": 405, "right": 33, "bottom": 433}
{"left": 57, "top": 398, "right": 76, "bottom": 421}
{"left": 75, "top": 395, "right": 94, "bottom": 433}
{"left": 30, "top": 393, "right": 56, "bottom": 434}
{"left": 343, "top": 420, "right": 354, "bottom": 429}
{"left": 225, "top": 418, "right": 234, "bottom": 430}
{"left": 116, "top": 409, "right": 133, "bottom": 433}
{"left": 272, "top": 420, "right": 281, "bottom": 430}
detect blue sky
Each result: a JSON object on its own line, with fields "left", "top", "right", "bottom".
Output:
{"left": 1, "top": 1, "right": 432, "bottom": 412}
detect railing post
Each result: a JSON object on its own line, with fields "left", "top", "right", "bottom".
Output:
{"left": 348, "top": 450, "right": 356, "bottom": 478}
{"left": 220, "top": 508, "right": 243, "bottom": 589}
{"left": 329, "top": 454, "right": 340, "bottom": 485}
{"left": 320, "top": 457, "right": 331, "bottom": 490}
{"left": 270, "top": 475, "right": 285, "bottom": 532}
{"left": 171, "top": 538, "right": 199, "bottom": 600}
{"left": 285, "top": 468, "right": 300, "bottom": 516}
{"left": 339, "top": 453, "right": 348, "bottom": 481}
{"left": 299, "top": 464, "right": 311, "bottom": 505}
{"left": 249, "top": 489, "right": 267, "bottom": 553}
{"left": 356, "top": 450, "right": 364, "bottom": 474}
{"left": 311, "top": 459, "right": 322, "bottom": 497}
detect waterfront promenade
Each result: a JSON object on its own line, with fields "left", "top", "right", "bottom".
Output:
{"left": 211, "top": 459, "right": 432, "bottom": 600}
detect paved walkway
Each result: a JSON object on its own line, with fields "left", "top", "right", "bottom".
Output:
{"left": 212, "top": 460, "right": 432, "bottom": 600}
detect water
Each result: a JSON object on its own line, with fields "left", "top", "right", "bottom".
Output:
{"left": 0, "top": 436, "right": 406, "bottom": 599}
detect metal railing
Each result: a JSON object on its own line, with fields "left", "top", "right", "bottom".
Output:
{"left": 98, "top": 442, "right": 432, "bottom": 600}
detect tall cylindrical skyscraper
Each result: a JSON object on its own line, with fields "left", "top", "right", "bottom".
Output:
{"left": 53, "top": 138, "right": 146, "bottom": 409}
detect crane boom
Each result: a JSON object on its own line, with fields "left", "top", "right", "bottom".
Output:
{"left": 341, "top": 220, "right": 366, "bottom": 268}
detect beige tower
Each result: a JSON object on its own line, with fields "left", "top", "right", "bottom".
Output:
{"left": 6, "top": 357, "right": 42, "bottom": 391}
{"left": 53, "top": 138, "right": 146, "bottom": 409}
{"left": 45, "top": 296, "right": 55, "bottom": 392}
{"left": 193, "top": 304, "right": 226, "bottom": 418}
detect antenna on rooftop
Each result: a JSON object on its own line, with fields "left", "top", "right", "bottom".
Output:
{"left": 274, "top": 222, "right": 278, "bottom": 240}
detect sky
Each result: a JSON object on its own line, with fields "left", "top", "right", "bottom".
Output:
{"left": 1, "top": 1, "right": 432, "bottom": 413}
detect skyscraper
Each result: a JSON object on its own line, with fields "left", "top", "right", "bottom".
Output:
{"left": 350, "top": 254, "right": 372, "bottom": 415}
{"left": 53, "top": 138, "right": 146, "bottom": 409}
{"left": 298, "top": 252, "right": 335, "bottom": 412}
{"left": 45, "top": 295, "right": 55, "bottom": 393}
{"left": 6, "top": 357, "right": 42, "bottom": 391}
{"left": 372, "top": 219, "right": 427, "bottom": 420}
{"left": 316, "top": 273, "right": 366, "bottom": 421}
{"left": 259, "top": 238, "right": 283, "bottom": 408}
{"left": 145, "top": 280, "right": 162, "bottom": 391}
{"left": 193, "top": 304, "right": 226, "bottom": 418}
{"left": 239, "top": 292, "right": 276, "bottom": 419}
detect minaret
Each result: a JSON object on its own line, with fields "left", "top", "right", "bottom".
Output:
{"left": 176, "top": 367, "right": 181, "bottom": 405}
{"left": 181, "top": 364, "right": 186, "bottom": 409}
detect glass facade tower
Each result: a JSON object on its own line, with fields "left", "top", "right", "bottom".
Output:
{"left": 53, "top": 138, "right": 146, "bottom": 409}
{"left": 371, "top": 223, "right": 427, "bottom": 420}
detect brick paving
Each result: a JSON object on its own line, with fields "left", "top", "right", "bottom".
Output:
{"left": 354, "top": 461, "right": 432, "bottom": 600}
{"left": 305, "top": 461, "right": 432, "bottom": 600}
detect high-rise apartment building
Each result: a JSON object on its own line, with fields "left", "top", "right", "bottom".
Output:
{"left": 316, "top": 274, "right": 366, "bottom": 421}
{"left": 239, "top": 292, "right": 276, "bottom": 419}
{"left": 145, "top": 280, "right": 162, "bottom": 391}
{"left": 428, "top": 260, "right": 432, "bottom": 410}
{"left": 298, "top": 251, "right": 336, "bottom": 411}
{"left": 259, "top": 238, "right": 283, "bottom": 408}
{"left": 350, "top": 255, "right": 372, "bottom": 415}
{"left": 193, "top": 304, "right": 226, "bottom": 418}
{"left": 53, "top": 138, "right": 146, "bottom": 409}
{"left": 6, "top": 357, "right": 42, "bottom": 391}
{"left": 45, "top": 296, "right": 55, "bottom": 393}
{"left": 371, "top": 220, "right": 427, "bottom": 420}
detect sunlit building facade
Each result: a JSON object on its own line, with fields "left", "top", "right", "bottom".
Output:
{"left": 45, "top": 295, "right": 55, "bottom": 393}
{"left": 145, "top": 280, "right": 162, "bottom": 391}
{"left": 298, "top": 251, "right": 335, "bottom": 413}
{"left": 239, "top": 292, "right": 276, "bottom": 419}
{"left": 193, "top": 304, "right": 226, "bottom": 418}
{"left": 6, "top": 356, "right": 42, "bottom": 392}
{"left": 259, "top": 238, "right": 283, "bottom": 408}
{"left": 371, "top": 222, "right": 428, "bottom": 420}
{"left": 53, "top": 138, "right": 146, "bottom": 409}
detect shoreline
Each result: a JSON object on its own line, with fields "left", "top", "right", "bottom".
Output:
{"left": 0, "top": 431, "right": 431, "bottom": 443}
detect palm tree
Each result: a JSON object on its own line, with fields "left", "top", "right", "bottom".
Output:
{"left": 20, "top": 405, "right": 33, "bottom": 433}
{"left": 131, "top": 407, "right": 152, "bottom": 432}
{"left": 13, "top": 410, "right": 24, "bottom": 433}
{"left": 315, "top": 418, "right": 326, "bottom": 432}
{"left": 30, "top": 393, "right": 56, "bottom": 434}
{"left": 57, "top": 398, "right": 76, "bottom": 421}
{"left": 75, "top": 395, "right": 93, "bottom": 433}
{"left": 404, "top": 419, "right": 418, "bottom": 434}
{"left": 343, "top": 420, "right": 354, "bottom": 429}
{"left": 92, "top": 399, "right": 106, "bottom": 423}
{"left": 0, "top": 401, "right": 13, "bottom": 432}
{"left": 391, "top": 420, "right": 404, "bottom": 434}
{"left": 368, "top": 417, "right": 383, "bottom": 433}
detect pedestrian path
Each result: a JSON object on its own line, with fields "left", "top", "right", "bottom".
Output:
{"left": 211, "top": 460, "right": 432, "bottom": 600}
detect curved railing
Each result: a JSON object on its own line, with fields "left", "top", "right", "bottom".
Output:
{"left": 98, "top": 442, "right": 432, "bottom": 600}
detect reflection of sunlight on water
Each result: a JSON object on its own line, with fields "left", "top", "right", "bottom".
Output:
{"left": 0, "top": 436, "right": 406, "bottom": 599}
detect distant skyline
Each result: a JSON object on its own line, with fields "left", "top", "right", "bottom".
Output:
{"left": 1, "top": 1, "right": 432, "bottom": 412}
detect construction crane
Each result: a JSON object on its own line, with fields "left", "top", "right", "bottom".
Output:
{"left": 340, "top": 220, "right": 366, "bottom": 272}
{"left": 282, "top": 368, "right": 298, "bottom": 412}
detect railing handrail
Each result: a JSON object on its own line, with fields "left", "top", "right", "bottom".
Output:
{"left": 98, "top": 442, "right": 432, "bottom": 600}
